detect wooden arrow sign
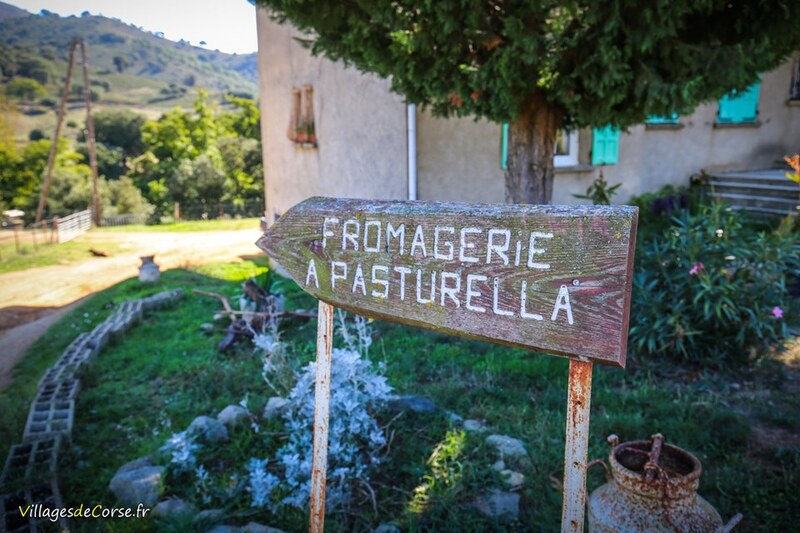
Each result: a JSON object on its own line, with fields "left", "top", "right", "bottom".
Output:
{"left": 257, "top": 197, "right": 638, "bottom": 367}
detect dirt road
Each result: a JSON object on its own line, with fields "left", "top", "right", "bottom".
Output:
{"left": 0, "top": 228, "right": 263, "bottom": 389}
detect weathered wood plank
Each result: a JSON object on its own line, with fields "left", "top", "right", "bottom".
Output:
{"left": 257, "top": 197, "right": 638, "bottom": 366}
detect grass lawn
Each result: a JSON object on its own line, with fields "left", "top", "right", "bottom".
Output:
{"left": 95, "top": 218, "right": 262, "bottom": 233}
{"left": 1, "top": 260, "right": 798, "bottom": 532}
{"left": 0, "top": 236, "right": 122, "bottom": 274}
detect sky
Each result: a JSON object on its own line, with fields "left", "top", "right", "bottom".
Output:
{"left": 7, "top": 0, "right": 258, "bottom": 54}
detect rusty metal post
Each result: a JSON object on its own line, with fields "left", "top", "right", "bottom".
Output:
{"left": 561, "top": 358, "right": 593, "bottom": 533}
{"left": 309, "top": 300, "right": 334, "bottom": 533}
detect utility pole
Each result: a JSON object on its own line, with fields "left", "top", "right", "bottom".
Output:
{"left": 36, "top": 38, "right": 78, "bottom": 224}
{"left": 79, "top": 40, "right": 101, "bottom": 226}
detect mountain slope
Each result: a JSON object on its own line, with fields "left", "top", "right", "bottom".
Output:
{"left": 0, "top": 3, "right": 258, "bottom": 95}
{"left": 0, "top": 1, "right": 25, "bottom": 21}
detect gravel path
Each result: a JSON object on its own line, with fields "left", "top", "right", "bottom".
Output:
{"left": 0, "top": 228, "right": 263, "bottom": 390}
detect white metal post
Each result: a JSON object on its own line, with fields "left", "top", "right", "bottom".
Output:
{"left": 309, "top": 300, "right": 334, "bottom": 533}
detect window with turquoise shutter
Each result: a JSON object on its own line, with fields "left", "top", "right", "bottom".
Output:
{"left": 591, "top": 126, "right": 619, "bottom": 165}
{"left": 646, "top": 113, "right": 679, "bottom": 124}
{"left": 718, "top": 82, "right": 760, "bottom": 123}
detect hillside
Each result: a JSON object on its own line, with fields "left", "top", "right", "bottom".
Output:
{"left": 0, "top": 3, "right": 257, "bottom": 93}
{"left": 0, "top": 1, "right": 25, "bottom": 20}
{"left": 0, "top": 2, "right": 259, "bottom": 143}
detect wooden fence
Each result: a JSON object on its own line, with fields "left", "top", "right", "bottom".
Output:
{"left": 102, "top": 213, "right": 148, "bottom": 226}
{"left": 56, "top": 209, "right": 92, "bottom": 243}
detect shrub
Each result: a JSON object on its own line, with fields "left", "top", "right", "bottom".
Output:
{"left": 28, "top": 129, "right": 46, "bottom": 141}
{"left": 630, "top": 201, "right": 799, "bottom": 366}
{"left": 5, "top": 77, "right": 46, "bottom": 101}
{"left": 274, "top": 348, "right": 392, "bottom": 509}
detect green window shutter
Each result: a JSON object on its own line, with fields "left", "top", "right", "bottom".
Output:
{"left": 646, "top": 113, "right": 679, "bottom": 124}
{"left": 500, "top": 123, "right": 509, "bottom": 169}
{"left": 591, "top": 126, "right": 620, "bottom": 165}
{"left": 718, "top": 82, "right": 760, "bottom": 123}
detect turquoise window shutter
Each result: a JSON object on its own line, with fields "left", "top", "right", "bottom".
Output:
{"left": 591, "top": 126, "right": 620, "bottom": 165}
{"left": 718, "top": 82, "right": 760, "bottom": 123}
{"left": 500, "top": 123, "right": 509, "bottom": 169}
{"left": 646, "top": 113, "right": 679, "bottom": 124}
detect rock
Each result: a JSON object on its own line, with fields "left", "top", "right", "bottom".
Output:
{"left": 499, "top": 470, "right": 525, "bottom": 490}
{"left": 152, "top": 497, "right": 196, "bottom": 519}
{"left": 188, "top": 415, "right": 229, "bottom": 443}
{"left": 217, "top": 405, "right": 249, "bottom": 428}
{"left": 446, "top": 411, "right": 463, "bottom": 423}
{"left": 262, "top": 397, "right": 289, "bottom": 420}
{"left": 241, "top": 522, "right": 287, "bottom": 533}
{"left": 388, "top": 395, "right": 437, "bottom": 414}
{"left": 485, "top": 434, "right": 529, "bottom": 460}
{"left": 374, "top": 523, "right": 401, "bottom": 533}
{"left": 463, "top": 419, "right": 488, "bottom": 432}
{"left": 193, "top": 509, "right": 225, "bottom": 527}
{"left": 109, "top": 462, "right": 164, "bottom": 507}
{"left": 200, "top": 323, "right": 216, "bottom": 334}
{"left": 473, "top": 490, "right": 520, "bottom": 521}
{"left": 491, "top": 460, "right": 506, "bottom": 472}
{"left": 115, "top": 456, "right": 153, "bottom": 474}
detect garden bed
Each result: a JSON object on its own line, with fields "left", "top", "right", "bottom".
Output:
{"left": 0, "top": 255, "right": 798, "bottom": 531}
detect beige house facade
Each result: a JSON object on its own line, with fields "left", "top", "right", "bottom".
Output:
{"left": 256, "top": 9, "right": 800, "bottom": 223}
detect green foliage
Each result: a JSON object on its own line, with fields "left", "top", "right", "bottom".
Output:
{"left": 135, "top": 92, "right": 263, "bottom": 214}
{"left": 76, "top": 142, "right": 126, "bottom": 180}
{"left": 15, "top": 57, "right": 50, "bottom": 85}
{"left": 220, "top": 96, "right": 260, "bottom": 140}
{"left": 44, "top": 151, "right": 112, "bottom": 216}
{"left": 5, "top": 77, "right": 47, "bottom": 100}
{"left": 171, "top": 154, "right": 227, "bottom": 206}
{"left": 0, "top": 138, "right": 55, "bottom": 213}
{"left": 256, "top": 0, "right": 800, "bottom": 129}
{"left": 27, "top": 128, "right": 46, "bottom": 141}
{"left": 113, "top": 55, "right": 127, "bottom": 73}
{"left": 107, "top": 176, "right": 155, "bottom": 217}
{"left": 630, "top": 202, "right": 800, "bottom": 366}
{"left": 629, "top": 182, "right": 707, "bottom": 235}
{"left": 93, "top": 109, "right": 146, "bottom": 157}
{"left": 572, "top": 172, "right": 621, "bottom": 205}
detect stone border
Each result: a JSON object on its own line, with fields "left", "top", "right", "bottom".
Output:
{"left": 0, "top": 289, "right": 183, "bottom": 532}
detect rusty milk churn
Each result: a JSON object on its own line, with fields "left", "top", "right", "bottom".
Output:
{"left": 587, "top": 433, "right": 741, "bottom": 532}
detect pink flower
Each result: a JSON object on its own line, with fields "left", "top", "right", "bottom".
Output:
{"left": 689, "top": 262, "right": 705, "bottom": 276}
{"left": 772, "top": 306, "right": 784, "bottom": 319}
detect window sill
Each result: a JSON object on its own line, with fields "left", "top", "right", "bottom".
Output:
{"left": 555, "top": 164, "right": 594, "bottom": 174}
{"left": 292, "top": 142, "right": 318, "bottom": 149}
{"left": 787, "top": 99, "right": 800, "bottom": 107}
{"left": 645, "top": 122, "right": 684, "bottom": 130}
{"left": 713, "top": 121, "right": 761, "bottom": 129}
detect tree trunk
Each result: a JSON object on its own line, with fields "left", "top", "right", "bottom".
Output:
{"left": 505, "top": 96, "right": 560, "bottom": 205}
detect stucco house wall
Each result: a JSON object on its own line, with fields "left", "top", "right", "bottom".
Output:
{"left": 257, "top": 11, "right": 800, "bottom": 210}
{"left": 256, "top": 10, "right": 408, "bottom": 223}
